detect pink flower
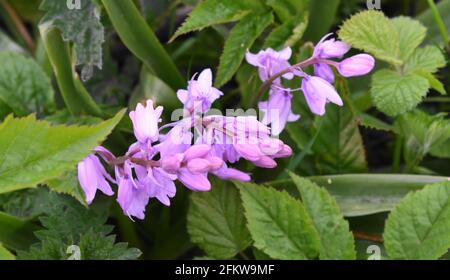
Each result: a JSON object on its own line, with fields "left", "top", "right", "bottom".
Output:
{"left": 338, "top": 54, "right": 375, "bottom": 77}
{"left": 129, "top": 100, "right": 163, "bottom": 144}
{"left": 301, "top": 75, "right": 343, "bottom": 116}
{"left": 246, "top": 47, "right": 294, "bottom": 82}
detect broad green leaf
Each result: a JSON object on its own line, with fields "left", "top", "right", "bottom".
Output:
{"left": 215, "top": 13, "right": 273, "bottom": 87}
{"left": 338, "top": 10, "right": 402, "bottom": 65}
{"left": 430, "top": 140, "right": 450, "bottom": 159}
{"left": 303, "top": 0, "right": 340, "bottom": 42}
{"left": 357, "top": 113, "right": 394, "bottom": 132}
{"left": 265, "top": 0, "right": 309, "bottom": 22}
{"left": 170, "top": 0, "right": 258, "bottom": 41}
{"left": 0, "top": 243, "right": 15, "bottom": 260}
{"left": 263, "top": 12, "right": 309, "bottom": 49}
{"left": 46, "top": 171, "right": 86, "bottom": 206}
{"left": 270, "top": 174, "right": 448, "bottom": 217}
{"left": 0, "top": 109, "right": 125, "bottom": 194}
{"left": 0, "top": 211, "right": 39, "bottom": 251}
{"left": 40, "top": 0, "right": 104, "bottom": 81}
{"left": 236, "top": 182, "right": 320, "bottom": 260}
{"left": 215, "top": 12, "right": 273, "bottom": 87}
{"left": 312, "top": 81, "right": 367, "bottom": 174}
{"left": 0, "top": 52, "right": 54, "bottom": 116}
{"left": 391, "top": 17, "right": 426, "bottom": 61}
{"left": 384, "top": 181, "right": 450, "bottom": 260}
{"left": 188, "top": 180, "right": 251, "bottom": 259}
{"left": 289, "top": 173, "right": 356, "bottom": 260}
{"left": 414, "top": 69, "right": 446, "bottom": 95}
{"left": 371, "top": 69, "right": 429, "bottom": 117}
{"left": 396, "top": 110, "right": 450, "bottom": 170}
{"left": 404, "top": 45, "right": 446, "bottom": 74}
{"left": 417, "top": 0, "right": 450, "bottom": 46}
{"left": 0, "top": 187, "right": 48, "bottom": 218}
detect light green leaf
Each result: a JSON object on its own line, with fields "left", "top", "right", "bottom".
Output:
{"left": 0, "top": 52, "right": 54, "bottom": 116}
{"left": 236, "top": 182, "right": 320, "bottom": 260}
{"left": 40, "top": 0, "right": 104, "bottom": 80}
{"left": 264, "top": 12, "right": 309, "bottom": 49}
{"left": 430, "top": 140, "right": 450, "bottom": 159}
{"left": 371, "top": 69, "right": 429, "bottom": 117}
{"left": 357, "top": 113, "right": 394, "bottom": 132}
{"left": 289, "top": 173, "right": 356, "bottom": 260}
{"left": 215, "top": 12, "right": 273, "bottom": 87}
{"left": 0, "top": 243, "right": 15, "bottom": 260}
{"left": 188, "top": 180, "right": 251, "bottom": 259}
{"left": 384, "top": 181, "right": 450, "bottom": 260}
{"left": 391, "top": 17, "right": 426, "bottom": 61}
{"left": 270, "top": 174, "right": 448, "bottom": 217}
{"left": 404, "top": 45, "right": 446, "bottom": 74}
{"left": 170, "top": 0, "right": 259, "bottom": 41}
{"left": 46, "top": 170, "right": 86, "bottom": 206}
{"left": 0, "top": 109, "right": 125, "bottom": 194}
{"left": 338, "top": 10, "right": 402, "bottom": 65}
{"left": 414, "top": 69, "right": 446, "bottom": 95}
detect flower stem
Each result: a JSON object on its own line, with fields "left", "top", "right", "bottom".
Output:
{"left": 426, "top": 0, "right": 450, "bottom": 46}
{"left": 253, "top": 57, "right": 317, "bottom": 106}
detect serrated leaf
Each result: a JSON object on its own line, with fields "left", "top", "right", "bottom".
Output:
{"left": 338, "top": 10, "right": 402, "bottom": 65}
{"left": 170, "top": 0, "right": 257, "bottom": 41}
{"left": 188, "top": 179, "right": 251, "bottom": 259}
{"left": 371, "top": 69, "right": 429, "bottom": 117}
{"left": 391, "top": 17, "right": 426, "bottom": 61}
{"left": 0, "top": 52, "right": 54, "bottom": 116}
{"left": 357, "top": 113, "right": 394, "bottom": 132}
{"left": 0, "top": 187, "right": 48, "bottom": 218}
{"left": 0, "top": 109, "right": 125, "bottom": 194}
{"left": 263, "top": 12, "right": 309, "bottom": 49}
{"left": 414, "top": 69, "right": 446, "bottom": 95}
{"left": 46, "top": 170, "right": 86, "bottom": 206}
{"left": 289, "top": 173, "right": 356, "bottom": 260}
{"left": 215, "top": 12, "right": 273, "bottom": 87}
{"left": 0, "top": 211, "right": 39, "bottom": 251}
{"left": 404, "top": 45, "right": 446, "bottom": 74}
{"left": 312, "top": 82, "right": 368, "bottom": 174}
{"left": 0, "top": 243, "right": 15, "bottom": 260}
{"left": 384, "top": 181, "right": 450, "bottom": 260}
{"left": 236, "top": 182, "right": 320, "bottom": 260}
{"left": 40, "top": 0, "right": 104, "bottom": 80}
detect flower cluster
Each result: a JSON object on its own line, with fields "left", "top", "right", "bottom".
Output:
{"left": 246, "top": 33, "right": 375, "bottom": 133}
{"left": 77, "top": 69, "right": 292, "bottom": 220}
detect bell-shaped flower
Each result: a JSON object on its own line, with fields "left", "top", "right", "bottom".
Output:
{"left": 129, "top": 100, "right": 163, "bottom": 144}
{"left": 338, "top": 54, "right": 375, "bottom": 77}
{"left": 301, "top": 75, "right": 343, "bottom": 116}
{"left": 246, "top": 47, "right": 294, "bottom": 82}
{"left": 77, "top": 154, "right": 114, "bottom": 205}
{"left": 313, "top": 33, "right": 351, "bottom": 59}
{"left": 177, "top": 69, "right": 223, "bottom": 113}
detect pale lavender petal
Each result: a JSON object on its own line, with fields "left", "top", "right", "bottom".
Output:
{"left": 184, "top": 144, "right": 211, "bottom": 161}
{"left": 178, "top": 169, "right": 211, "bottom": 191}
{"left": 338, "top": 54, "right": 375, "bottom": 77}
{"left": 314, "top": 63, "right": 335, "bottom": 83}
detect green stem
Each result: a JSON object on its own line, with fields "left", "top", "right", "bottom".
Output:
{"left": 101, "top": 0, "right": 185, "bottom": 90}
{"left": 392, "top": 135, "right": 403, "bottom": 173}
{"left": 426, "top": 0, "right": 450, "bottom": 45}
{"left": 39, "top": 26, "right": 103, "bottom": 117}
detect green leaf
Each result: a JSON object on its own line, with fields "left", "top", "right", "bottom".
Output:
{"left": 170, "top": 0, "right": 258, "bottom": 41}
{"left": 18, "top": 193, "right": 141, "bottom": 260}
{"left": 371, "top": 69, "right": 429, "bottom": 117}
{"left": 391, "top": 17, "right": 426, "bottom": 61}
{"left": 303, "top": 0, "right": 340, "bottom": 42}
{"left": 40, "top": 0, "right": 104, "bottom": 81}
{"left": 265, "top": 0, "right": 309, "bottom": 22}
{"left": 0, "top": 187, "right": 48, "bottom": 218}
{"left": 263, "top": 12, "right": 309, "bottom": 49}
{"left": 0, "top": 52, "right": 54, "bottom": 116}
{"left": 0, "top": 109, "right": 125, "bottom": 194}
{"left": 46, "top": 170, "right": 86, "bottom": 206}
{"left": 188, "top": 179, "right": 251, "bottom": 259}
{"left": 384, "top": 181, "right": 450, "bottom": 260}
{"left": 215, "top": 12, "right": 273, "bottom": 87}
{"left": 404, "top": 45, "right": 446, "bottom": 74}
{"left": 0, "top": 211, "right": 39, "bottom": 251}
{"left": 236, "top": 182, "right": 320, "bottom": 260}
{"left": 414, "top": 69, "right": 446, "bottom": 95}
{"left": 357, "top": 113, "right": 394, "bottom": 132}
{"left": 396, "top": 110, "right": 450, "bottom": 170}
{"left": 289, "top": 173, "right": 356, "bottom": 260}
{"left": 269, "top": 174, "right": 448, "bottom": 217}
{"left": 312, "top": 82, "right": 367, "bottom": 174}
{"left": 430, "top": 139, "right": 450, "bottom": 159}
{"left": 338, "top": 10, "right": 402, "bottom": 65}
{"left": 0, "top": 243, "right": 15, "bottom": 260}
